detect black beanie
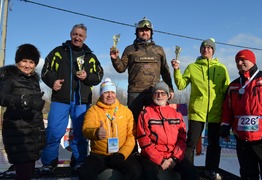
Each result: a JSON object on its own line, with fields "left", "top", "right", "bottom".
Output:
{"left": 15, "top": 44, "right": 40, "bottom": 66}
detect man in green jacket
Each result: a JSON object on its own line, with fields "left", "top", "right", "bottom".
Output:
{"left": 171, "top": 38, "right": 230, "bottom": 180}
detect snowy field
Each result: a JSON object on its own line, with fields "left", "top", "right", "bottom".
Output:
{"left": 194, "top": 146, "right": 240, "bottom": 177}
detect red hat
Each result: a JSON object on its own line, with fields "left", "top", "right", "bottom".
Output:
{"left": 235, "top": 49, "right": 256, "bottom": 64}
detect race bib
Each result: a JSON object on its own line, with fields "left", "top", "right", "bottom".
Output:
{"left": 237, "top": 115, "right": 259, "bottom": 131}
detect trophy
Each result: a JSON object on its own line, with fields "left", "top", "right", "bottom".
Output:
{"left": 76, "top": 55, "right": 85, "bottom": 75}
{"left": 111, "top": 34, "right": 121, "bottom": 53}
{"left": 175, "top": 45, "right": 182, "bottom": 60}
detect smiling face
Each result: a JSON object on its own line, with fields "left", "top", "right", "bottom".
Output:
{"left": 70, "top": 27, "right": 87, "bottom": 48}
{"left": 152, "top": 90, "right": 169, "bottom": 106}
{"left": 200, "top": 45, "right": 213, "bottom": 60}
{"left": 16, "top": 59, "right": 36, "bottom": 75}
{"left": 101, "top": 91, "right": 116, "bottom": 105}
{"left": 236, "top": 58, "right": 254, "bottom": 73}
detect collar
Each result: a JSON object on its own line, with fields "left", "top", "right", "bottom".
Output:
{"left": 239, "top": 64, "right": 258, "bottom": 80}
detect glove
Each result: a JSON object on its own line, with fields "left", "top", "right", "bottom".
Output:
{"left": 220, "top": 125, "right": 231, "bottom": 138}
{"left": 106, "top": 153, "right": 125, "bottom": 168}
{"left": 22, "top": 93, "right": 45, "bottom": 111}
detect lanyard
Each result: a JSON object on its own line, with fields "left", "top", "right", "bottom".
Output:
{"left": 106, "top": 107, "right": 118, "bottom": 137}
{"left": 239, "top": 70, "right": 259, "bottom": 94}
{"left": 106, "top": 107, "right": 118, "bottom": 121}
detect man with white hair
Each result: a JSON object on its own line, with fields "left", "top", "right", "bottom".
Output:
{"left": 137, "top": 81, "right": 199, "bottom": 180}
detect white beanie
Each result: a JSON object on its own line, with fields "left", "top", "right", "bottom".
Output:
{"left": 100, "top": 78, "right": 116, "bottom": 95}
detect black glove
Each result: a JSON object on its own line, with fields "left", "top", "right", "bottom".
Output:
{"left": 22, "top": 93, "right": 45, "bottom": 111}
{"left": 106, "top": 153, "right": 125, "bottom": 168}
{"left": 220, "top": 125, "right": 231, "bottom": 138}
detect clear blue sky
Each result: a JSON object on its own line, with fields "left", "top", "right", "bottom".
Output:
{"left": 1, "top": 0, "right": 262, "bottom": 93}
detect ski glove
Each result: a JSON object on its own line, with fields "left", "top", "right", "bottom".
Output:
{"left": 106, "top": 153, "right": 125, "bottom": 168}
{"left": 220, "top": 125, "right": 231, "bottom": 138}
{"left": 21, "top": 93, "right": 45, "bottom": 111}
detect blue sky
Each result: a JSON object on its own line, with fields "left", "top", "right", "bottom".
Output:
{"left": 1, "top": 0, "right": 262, "bottom": 93}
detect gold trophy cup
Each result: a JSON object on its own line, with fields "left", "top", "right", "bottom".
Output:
{"left": 76, "top": 55, "right": 85, "bottom": 75}
{"left": 111, "top": 34, "right": 121, "bottom": 53}
{"left": 175, "top": 46, "right": 182, "bottom": 60}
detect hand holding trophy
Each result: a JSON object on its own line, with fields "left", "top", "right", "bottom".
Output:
{"left": 111, "top": 34, "right": 120, "bottom": 53}
{"left": 76, "top": 55, "right": 85, "bottom": 75}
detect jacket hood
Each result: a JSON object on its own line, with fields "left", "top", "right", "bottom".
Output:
{"left": 195, "top": 56, "right": 219, "bottom": 65}
{"left": 133, "top": 39, "right": 156, "bottom": 51}
{"left": 96, "top": 98, "right": 120, "bottom": 110}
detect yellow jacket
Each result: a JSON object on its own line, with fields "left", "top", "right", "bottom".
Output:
{"left": 82, "top": 98, "right": 136, "bottom": 159}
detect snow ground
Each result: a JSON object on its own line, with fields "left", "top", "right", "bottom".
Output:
{"left": 194, "top": 146, "right": 240, "bottom": 177}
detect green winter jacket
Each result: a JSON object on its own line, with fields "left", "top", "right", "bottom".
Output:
{"left": 174, "top": 56, "right": 230, "bottom": 123}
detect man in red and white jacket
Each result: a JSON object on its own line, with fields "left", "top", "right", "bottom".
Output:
{"left": 137, "top": 81, "right": 199, "bottom": 180}
{"left": 220, "top": 49, "right": 262, "bottom": 180}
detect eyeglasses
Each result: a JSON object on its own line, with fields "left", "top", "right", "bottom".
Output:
{"left": 153, "top": 92, "right": 167, "bottom": 96}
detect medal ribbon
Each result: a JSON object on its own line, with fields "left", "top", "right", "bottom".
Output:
{"left": 240, "top": 70, "right": 259, "bottom": 90}
{"left": 106, "top": 107, "right": 118, "bottom": 121}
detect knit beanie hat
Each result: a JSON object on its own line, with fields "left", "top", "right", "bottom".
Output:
{"left": 200, "top": 38, "right": 216, "bottom": 54}
{"left": 100, "top": 78, "right": 116, "bottom": 95}
{"left": 235, "top": 49, "right": 256, "bottom": 64}
{"left": 15, "top": 44, "right": 40, "bottom": 66}
{"left": 152, "top": 81, "right": 170, "bottom": 96}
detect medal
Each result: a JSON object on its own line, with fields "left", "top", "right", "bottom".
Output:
{"left": 239, "top": 88, "right": 245, "bottom": 94}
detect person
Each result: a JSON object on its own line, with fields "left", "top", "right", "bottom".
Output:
{"left": 137, "top": 81, "right": 200, "bottom": 180}
{"left": 171, "top": 38, "right": 230, "bottom": 179}
{"left": 110, "top": 17, "right": 174, "bottom": 125}
{"left": 40, "top": 23, "right": 104, "bottom": 173}
{"left": 220, "top": 49, "right": 262, "bottom": 180}
{"left": 78, "top": 78, "right": 142, "bottom": 180}
{"left": 0, "top": 44, "right": 46, "bottom": 180}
